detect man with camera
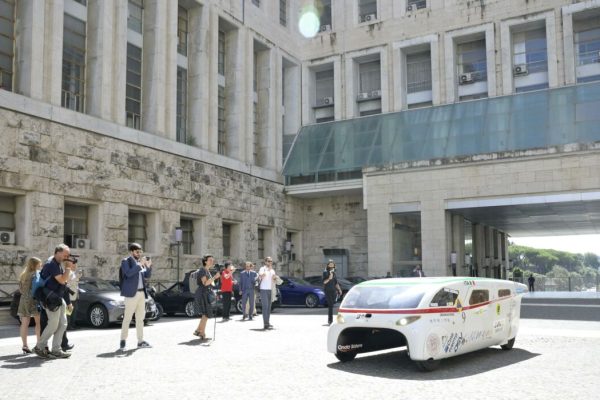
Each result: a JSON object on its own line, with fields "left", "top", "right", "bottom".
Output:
{"left": 323, "top": 260, "right": 342, "bottom": 326}
{"left": 33, "top": 244, "right": 73, "bottom": 359}
{"left": 258, "top": 257, "right": 279, "bottom": 330}
{"left": 119, "top": 243, "right": 152, "bottom": 351}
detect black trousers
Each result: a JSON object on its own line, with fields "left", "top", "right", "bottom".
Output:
{"left": 325, "top": 291, "right": 337, "bottom": 324}
{"left": 222, "top": 292, "right": 232, "bottom": 319}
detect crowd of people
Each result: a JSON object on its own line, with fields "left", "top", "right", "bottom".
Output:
{"left": 14, "top": 241, "right": 350, "bottom": 357}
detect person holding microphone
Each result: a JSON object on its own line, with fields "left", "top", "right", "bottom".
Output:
{"left": 322, "top": 260, "right": 342, "bottom": 326}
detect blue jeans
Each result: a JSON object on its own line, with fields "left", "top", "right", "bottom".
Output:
{"left": 260, "top": 289, "right": 272, "bottom": 327}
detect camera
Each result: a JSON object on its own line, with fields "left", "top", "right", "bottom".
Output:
{"left": 144, "top": 256, "right": 151, "bottom": 261}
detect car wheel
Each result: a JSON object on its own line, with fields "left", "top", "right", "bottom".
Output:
{"left": 185, "top": 300, "right": 197, "bottom": 317}
{"left": 305, "top": 294, "right": 319, "bottom": 308}
{"left": 88, "top": 304, "right": 110, "bottom": 328}
{"left": 501, "top": 337, "right": 515, "bottom": 351}
{"left": 415, "top": 359, "right": 440, "bottom": 372}
{"left": 236, "top": 298, "right": 243, "bottom": 314}
{"left": 335, "top": 351, "right": 356, "bottom": 362}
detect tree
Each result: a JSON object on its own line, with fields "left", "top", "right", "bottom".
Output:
{"left": 583, "top": 252, "right": 600, "bottom": 269}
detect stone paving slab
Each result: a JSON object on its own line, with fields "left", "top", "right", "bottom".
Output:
{"left": 0, "top": 314, "right": 598, "bottom": 400}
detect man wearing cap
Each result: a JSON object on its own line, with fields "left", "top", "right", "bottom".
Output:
{"left": 119, "top": 243, "right": 152, "bottom": 350}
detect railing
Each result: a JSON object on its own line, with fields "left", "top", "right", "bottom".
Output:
{"left": 511, "top": 274, "right": 600, "bottom": 292}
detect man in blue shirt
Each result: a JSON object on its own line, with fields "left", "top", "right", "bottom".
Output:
{"left": 239, "top": 261, "right": 257, "bottom": 321}
{"left": 119, "top": 243, "right": 152, "bottom": 351}
{"left": 33, "top": 244, "right": 73, "bottom": 359}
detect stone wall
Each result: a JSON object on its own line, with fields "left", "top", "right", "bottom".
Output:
{"left": 0, "top": 107, "right": 286, "bottom": 284}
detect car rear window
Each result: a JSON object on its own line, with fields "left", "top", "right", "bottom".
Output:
{"left": 341, "top": 285, "right": 425, "bottom": 309}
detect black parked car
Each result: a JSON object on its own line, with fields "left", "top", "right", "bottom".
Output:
{"left": 303, "top": 275, "right": 355, "bottom": 300}
{"left": 154, "top": 271, "right": 235, "bottom": 317}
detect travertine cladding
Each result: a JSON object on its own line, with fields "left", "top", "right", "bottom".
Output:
{"left": 297, "top": 195, "right": 368, "bottom": 277}
{"left": 0, "top": 108, "right": 286, "bottom": 281}
{"left": 364, "top": 146, "right": 600, "bottom": 276}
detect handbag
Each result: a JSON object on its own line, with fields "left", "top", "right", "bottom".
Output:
{"left": 207, "top": 289, "right": 217, "bottom": 305}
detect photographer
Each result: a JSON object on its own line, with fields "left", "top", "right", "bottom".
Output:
{"left": 323, "top": 260, "right": 342, "bottom": 325}
{"left": 219, "top": 261, "right": 235, "bottom": 321}
{"left": 119, "top": 243, "right": 152, "bottom": 351}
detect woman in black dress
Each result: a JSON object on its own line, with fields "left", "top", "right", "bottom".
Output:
{"left": 193, "top": 254, "right": 220, "bottom": 339}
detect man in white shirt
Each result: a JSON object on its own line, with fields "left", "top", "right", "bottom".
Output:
{"left": 258, "top": 256, "right": 278, "bottom": 330}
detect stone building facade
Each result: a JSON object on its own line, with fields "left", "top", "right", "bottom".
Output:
{"left": 2, "top": 0, "right": 600, "bottom": 292}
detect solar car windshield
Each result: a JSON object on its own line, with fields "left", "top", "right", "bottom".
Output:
{"left": 341, "top": 285, "right": 426, "bottom": 309}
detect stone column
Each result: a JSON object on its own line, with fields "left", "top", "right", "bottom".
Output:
{"left": 87, "top": 0, "right": 127, "bottom": 122}
{"left": 420, "top": 199, "right": 447, "bottom": 277}
{"left": 141, "top": 0, "right": 169, "bottom": 137}
{"left": 42, "top": 0, "right": 64, "bottom": 106}
{"left": 451, "top": 213, "right": 465, "bottom": 275}
{"left": 14, "top": 0, "right": 45, "bottom": 100}
{"left": 187, "top": 4, "right": 210, "bottom": 150}
{"left": 225, "top": 27, "right": 246, "bottom": 161}
{"left": 472, "top": 223, "right": 485, "bottom": 277}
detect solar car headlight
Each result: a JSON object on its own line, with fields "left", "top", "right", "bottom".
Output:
{"left": 336, "top": 313, "right": 345, "bottom": 324}
{"left": 396, "top": 316, "right": 420, "bottom": 326}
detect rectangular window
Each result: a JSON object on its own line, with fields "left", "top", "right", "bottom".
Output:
{"left": 513, "top": 28, "right": 547, "bottom": 74}
{"left": 257, "top": 228, "right": 265, "bottom": 260}
{"left": 358, "top": 0, "right": 377, "bottom": 22}
{"left": 457, "top": 39, "right": 487, "bottom": 81}
{"left": 64, "top": 204, "right": 88, "bottom": 248}
{"left": 180, "top": 218, "right": 194, "bottom": 255}
{"left": 222, "top": 223, "right": 231, "bottom": 258}
{"left": 128, "top": 211, "right": 147, "bottom": 250}
{"left": 315, "top": 68, "right": 334, "bottom": 100}
{"left": 469, "top": 289, "right": 489, "bottom": 305}
{"left": 576, "top": 27, "right": 600, "bottom": 66}
{"left": 406, "top": 51, "right": 432, "bottom": 93}
{"left": 0, "top": 0, "right": 16, "bottom": 91}
{"left": 320, "top": 0, "right": 332, "bottom": 30}
{"left": 407, "top": 0, "right": 426, "bottom": 10}
{"left": 62, "top": 14, "right": 86, "bottom": 113}
{"left": 128, "top": 0, "right": 143, "bottom": 34}
{"left": 218, "top": 85, "right": 226, "bottom": 155}
{"left": 218, "top": 30, "right": 225, "bottom": 76}
{"left": 0, "top": 195, "right": 15, "bottom": 231}
{"left": 359, "top": 60, "right": 381, "bottom": 93}
{"left": 176, "top": 67, "right": 187, "bottom": 143}
{"left": 177, "top": 6, "right": 188, "bottom": 56}
{"left": 126, "top": 43, "right": 142, "bottom": 130}
{"left": 253, "top": 51, "right": 258, "bottom": 92}
{"left": 279, "top": 0, "right": 287, "bottom": 26}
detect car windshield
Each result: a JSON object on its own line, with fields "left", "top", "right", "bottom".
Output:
{"left": 288, "top": 277, "right": 312, "bottom": 286}
{"left": 341, "top": 285, "right": 425, "bottom": 309}
{"left": 79, "top": 280, "right": 119, "bottom": 292}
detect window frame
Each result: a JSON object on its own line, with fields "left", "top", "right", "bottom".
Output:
{"left": 62, "top": 13, "right": 87, "bottom": 113}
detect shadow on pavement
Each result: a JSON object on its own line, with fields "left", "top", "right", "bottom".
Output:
{"left": 0, "top": 353, "right": 47, "bottom": 369}
{"left": 327, "top": 347, "right": 540, "bottom": 379}
{"left": 178, "top": 338, "right": 213, "bottom": 346}
{"left": 97, "top": 348, "right": 138, "bottom": 358}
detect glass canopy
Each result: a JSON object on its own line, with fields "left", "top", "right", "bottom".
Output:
{"left": 283, "top": 82, "right": 600, "bottom": 185}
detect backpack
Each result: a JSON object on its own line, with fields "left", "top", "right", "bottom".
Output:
{"left": 31, "top": 271, "right": 49, "bottom": 300}
{"left": 189, "top": 269, "right": 200, "bottom": 293}
{"left": 118, "top": 257, "right": 135, "bottom": 288}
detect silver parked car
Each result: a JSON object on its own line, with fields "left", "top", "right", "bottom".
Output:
{"left": 76, "top": 278, "right": 158, "bottom": 328}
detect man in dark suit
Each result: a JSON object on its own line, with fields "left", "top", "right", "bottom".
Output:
{"left": 119, "top": 243, "right": 152, "bottom": 351}
{"left": 412, "top": 265, "right": 425, "bottom": 277}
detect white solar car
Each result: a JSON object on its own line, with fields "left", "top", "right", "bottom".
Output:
{"left": 327, "top": 277, "right": 528, "bottom": 371}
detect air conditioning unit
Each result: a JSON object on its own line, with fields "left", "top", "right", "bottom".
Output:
{"left": 74, "top": 238, "right": 91, "bottom": 249}
{"left": 406, "top": 4, "right": 417, "bottom": 12}
{"left": 361, "top": 13, "right": 376, "bottom": 23}
{"left": 459, "top": 72, "right": 475, "bottom": 84}
{"left": 0, "top": 231, "right": 15, "bottom": 245}
{"left": 319, "top": 24, "right": 331, "bottom": 33}
{"left": 370, "top": 89, "right": 382, "bottom": 98}
{"left": 316, "top": 96, "right": 334, "bottom": 107}
{"left": 357, "top": 92, "right": 370, "bottom": 101}
{"left": 513, "top": 64, "right": 528, "bottom": 76}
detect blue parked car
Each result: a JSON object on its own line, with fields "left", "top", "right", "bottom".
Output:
{"left": 278, "top": 276, "right": 327, "bottom": 308}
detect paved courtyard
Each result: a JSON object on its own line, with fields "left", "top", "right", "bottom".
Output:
{"left": 0, "top": 308, "right": 599, "bottom": 400}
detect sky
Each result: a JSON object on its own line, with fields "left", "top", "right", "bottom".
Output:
{"left": 511, "top": 234, "right": 600, "bottom": 255}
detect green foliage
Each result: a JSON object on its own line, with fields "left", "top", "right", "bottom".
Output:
{"left": 509, "top": 243, "right": 599, "bottom": 274}
{"left": 583, "top": 252, "right": 600, "bottom": 269}
{"left": 512, "top": 267, "right": 523, "bottom": 278}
